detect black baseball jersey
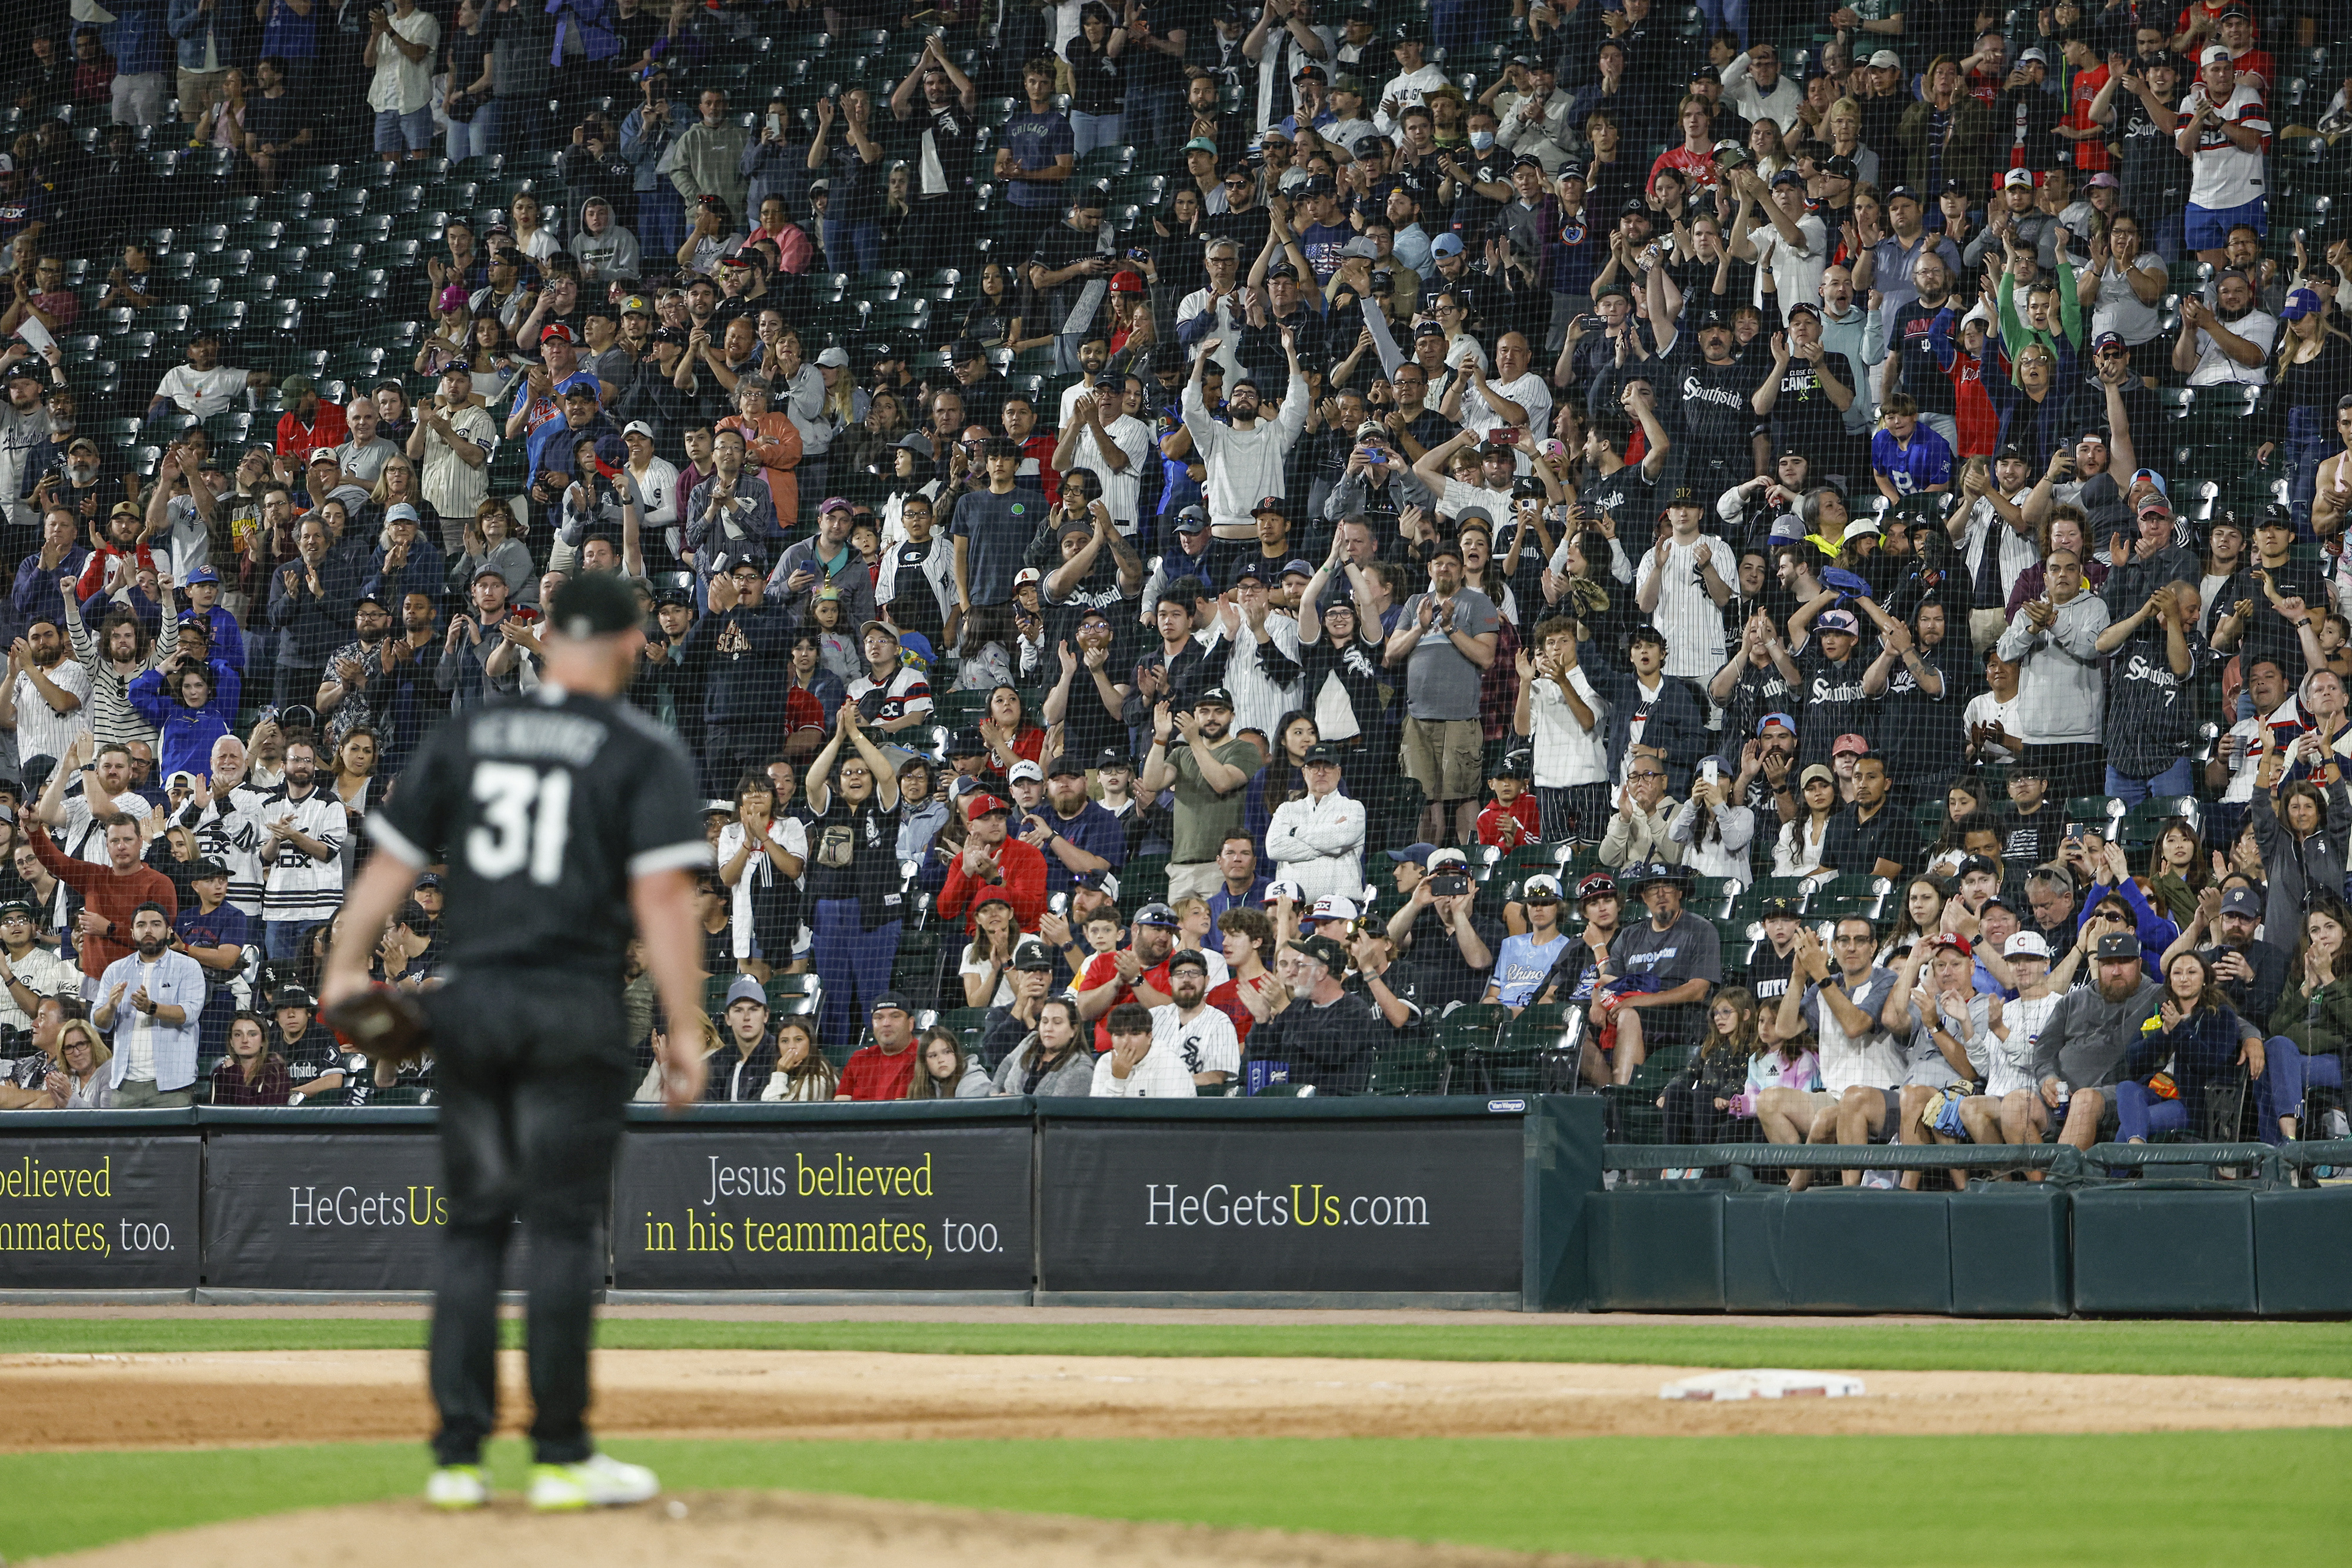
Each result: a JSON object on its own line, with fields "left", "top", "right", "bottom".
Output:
{"left": 371, "top": 690, "right": 706, "bottom": 981}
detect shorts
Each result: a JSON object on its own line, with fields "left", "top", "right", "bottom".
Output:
{"left": 1401, "top": 715, "right": 1484, "bottom": 801}
{"left": 375, "top": 105, "right": 436, "bottom": 153}
{"left": 1870, "top": 1085, "right": 1902, "bottom": 1141}
{"left": 2184, "top": 196, "right": 2266, "bottom": 252}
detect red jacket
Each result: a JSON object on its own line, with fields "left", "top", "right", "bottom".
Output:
{"left": 1476, "top": 796, "right": 1542, "bottom": 850}
{"left": 275, "top": 403, "right": 350, "bottom": 463}
{"left": 31, "top": 825, "right": 178, "bottom": 977}
{"left": 937, "top": 835, "right": 1048, "bottom": 935}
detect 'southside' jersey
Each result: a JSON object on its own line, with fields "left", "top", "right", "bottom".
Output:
{"left": 370, "top": 688, "right": 706, "bottom": 981}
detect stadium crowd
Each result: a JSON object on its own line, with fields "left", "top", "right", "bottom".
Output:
{"left": 0, "top": 0, "right": 2347, "bottom": 1174}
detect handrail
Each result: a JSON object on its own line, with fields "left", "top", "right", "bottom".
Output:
{"left": 1603, "top": 1139, "right": 2352, "bottom": 1187}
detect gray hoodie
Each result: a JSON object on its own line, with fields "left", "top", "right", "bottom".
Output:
{"left": 2028, "top": 974, "right": 2162, "bottom": 1091}
{"left": 568, "top": 199, "right": 642, "bottom": 281}
{"left": 990, "top": 1038, "right": 1097, "bottom": 1097}
{"left": 1994, "top": 590, "right": 2111, "bottom": 746}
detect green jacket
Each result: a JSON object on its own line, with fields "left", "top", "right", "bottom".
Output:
{"left": 2267, "top": 976, "right": 2352, "bottom": 1059}
{"left": 1896, "top": 95, "right": 1996, "bottom": 203}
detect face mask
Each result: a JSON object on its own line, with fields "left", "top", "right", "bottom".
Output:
{"left": 1469, "top": 131, "right": 1495, "bottom": 152}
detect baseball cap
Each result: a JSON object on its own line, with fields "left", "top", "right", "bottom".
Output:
{"left": 1799, "top": 763, "right": 1836, "bottom": 788}
{"left": 1352, "top": 133, "right": 1389, "bottom": 158}
{"left": 1166, "top": 948, "right": 1211, "bottom": 974}
{"left": 1430, "top": 232, "right": 1464, "bottom": 258}
{"left": 965, "top": 793, "right": 1010, "bottom": 817}
{"left": 895, "top": 431, "right": 935, "bottom": 458}
{"left": 1301, "top": 742, "right": 1340, "bottom": 767}
{"left": 1195, "top": 686, "right": 1234, "bottom": 708}
{"left": 1007, "top": 758, "right": 1044, "bottom": 784}
{"left": 2004, "top": 932, "right": 2052, "bottom": 959}
{"left": 1387, "top": 842, "right": 1444, "bottom": 865}
{"left": 1576, "top": 872, "right": 1618, "bottom": 904}
{"left": 1756, "top": 711, "right": 1798, "bottom": 737}
{"left": 1134, "top": 901, "right": 1182, "bottom": 929}
{"left": 2018, "top": 46, "right": 2048, "bottom": 65}
{"left": 273, "top": 985, "right": 316, "bottom": 1010}
{"left": 1770, "top": 168, "right": 1806, "bottom": 188}
{"left": 2220, "top": 885, "right": 2263, "bottom": 918}
{"left": 1925, "top": 932, "right": 1974, "bottom": 958}
{"left": 870, "top": 990, "right": 913, "bottom": 1016}
{"left": 1831, "top": 733, "right": 1870, "bottom": 758}
{"left": 724, "top": 974, "right": 769, "bottom": 1009}
{"left": 1012, "top": 940, "right": 1057, "bottom": 972}
{"left": 1522, "top": 874, "right": 1563, "bottom": 902}
{"left": 2003, "top": 168, "right": 2036, "bottom": 189}
{"left": 815, "top": 346, "right": 850, "bottom": 369}
{"left": 2201, "top": 44, "right": 2231, "bottom": 65}
{"left": 538, "top": 321, "right": 577, "bottom": 344}
{"left": 2094, "top": 931, "right": 2141, "bottom": 960}
{"left": 1868, "top": 48, "right": 1902, "bottom": 69}
{"left": 183, "top": 564, "right": 220, "bottom": 587}
{"left": 1184, "top": 136, "right": 1220, "bottom": 155}
{"left": 1758, "top": 894, "right": 1802, "bottom": 918}
{"left": 2087, "top": 172, "right": 2120, "bottom": 189}
{"left": 1013, "top": 566, "right": 1044, "bottom": 589}
{"left": 1822, "top": 155, "right": 1859, "bottom": 182}
{"left": 1957, "top": 855, "right": 2000, "bottom": 881}
{"left": 2094, "top": 330, "right": 2128, "bottom": 354}
{"left": 1174, "top": 508, "right": 1208, "bottom": 535}
{"left": 1309, "top": 894, "right": 1360, "bottom": 922}
{"left": 2282, "top": 288, "right": 2325, "bottom": 321}
{"left": 1816, "top": 609, "right": 1860, "bottom": 636}
{"left": 1291, "top": 933, "right": 1348, "bottom": 974}
{"left": 1885, "top": 183, "right": 1921, "bottom": 206}
{"left": 1426, "top": 847, "right": 1470, "bottom": 870}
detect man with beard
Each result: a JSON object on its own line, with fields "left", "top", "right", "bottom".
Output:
{"left": 1386, "top": 539, "right": 1499, "bottom": 847}
{"left": 1250, "top": 932, "right": 1380, "bottom": 1095}
{"left": 28, "top": 807, "right": 177, "bottom": 989}
{"left": 1146, "top": 950, "right": 1242, "bottom": 1090}
{"left": 255, "top": 739, "right": 347, "bottom": 960}
{"left": 890, "top": 42, "right": 980, "bottom": 272}
{"left": 0, "top": 353, "right": 51, "bottom": 530}
{"left": 1139, "top": 688, "right": 1261, "bottom": 902}
{"left": 1875, "top": 245, "right": 1966, "bottom": 453}
{"left": 0, "top": 610, "right": 91, "bottom": 773}
{"left": 1645, "top": 266, "right": 1771, "bottom": 496}
{"left": 273, "top": 373, "right": 349, "bottom": 466}
{"left": 2028, "top": 929, "right": 2164, "bottom": 1155}
{"left": 1018, "top": 754, "right": 1124, "bottom": 902}
{"left": 1043, "top": 604, "right": 1131, "bottom": 767}
{"left": 1183, "top": 325, "right": 1309, "bottom": 541}
{"left": 1054, "top": 376, "right": 1152, "bottom": 537}
{"left": 88, "top": 903, "right": 205, "bottom": 1109}
{"left": 1075, "top": 902, "right": 1180, "bottom": 1053}
{"left": 2173, "top": 270, "right": 2276, "bottom": 387}
{"left": 2166, "top": 881, "right": 2289, "bottom": 1028}
{"left": 318, "top": 593, "right": 436, "bottom": 777}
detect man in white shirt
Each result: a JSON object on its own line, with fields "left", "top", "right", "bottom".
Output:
{"left": 1182, "top": 326, "right": 1309, "bottom": 539}
{"left": 1372, "top": 25, "right": 1449, "bottom": 137}
{"left": 0, "top": 615, "right": 92, "bottom": 773}
{"left": 1147, "top": 950, "right": 1242, "bottom": 1090}
{"left": 146, "top": 330, "right": 270, "bottom": 422}
{"left": 1633, "top": 488, "right": 1733, "bottom": 688}
{"left": 1176, "top": 239, "right": 1250, "bottom": 387}
{"left": 1722, "top": 44, "right": 1803, "bottom": 132}
{"left": 1729, "top": 168, "right": 1828, "bottom": 324}
{"left": 1515, "top": 616, "right": 1610, "bottom": 843}
{"left": 1093, "top": 999, "right": 1198, "bottom": 1096}
{"left": 91, "top": 903, "right": 208, "bottom": 1109}
{"left": 36, "top": 736, "right": 153, "bottom": 867}
{"left": 1208, "top": 560, "right": 1304, "bottom": 742}
{"left": 1265, "top": 741, "right": 1367, "bottom": 904}
{"left": 1053, "top": 375, "right": 1152, "bottom": 535}
{"left": 1458, "top": 330, "right": 1551, "bottom": 442}
{"left": 2171, "top": 275, "right": 2276, "bottom": 387}
{"left": 1414, "top": 429, "right": 1518, "bottom": 526}
{"left": 1763, "top": 919, "right": 1906, "bottom": 1191}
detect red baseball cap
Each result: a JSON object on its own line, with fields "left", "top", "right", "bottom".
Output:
{"left": 965, "top": 793, "right": 1010, "bottom": 817}
{"left": 1926, "top": 932, "right": 1974, "bottom": 957}
{"left": 1831, "top": 734, "right": 1870, "bottom": 758}
{"left": 538, "top": 322, "right": 577, "bottom": 344}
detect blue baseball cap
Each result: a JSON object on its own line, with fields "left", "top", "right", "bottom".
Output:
{"left": 1386, "top": 842, "right": 1442, "bottom": 865}
{"left": 1756, "top": 711, "right": 1798, "bottom": 737}
{"left": 1430, "top": 232, "right": 1464, "bottom": 258}
{"left": 2281, "top": 288, "right": 2325, "bottom": 321}
{"left": 181, "top": 563, "right": 220, "bottom": 586}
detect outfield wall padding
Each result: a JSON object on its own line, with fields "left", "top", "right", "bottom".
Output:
{"left": 3, "top": 1105, "right": 2348, "bottom": 1315}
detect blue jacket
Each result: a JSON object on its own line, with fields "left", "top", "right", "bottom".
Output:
{"left": 107, "top": 0, "right": 176, "bottom": 76}
{"left": 167, "top": 0, "right": 246, "bottom": 72}
{"left": 128, "top": 659, "right": 242, "bottom": 784}
{"left": 12, "top": 546, "right": 89, "bottom": 634}
{"left": 2075, "top": 874, "right": 2181, "bottom": 975}
{"left": 619, "top": 104, "right": 677, "bottom": 193}
{"left": 1597, "top": 667, "right": 1708, "bottom": 797}
{"left": 363, "top": 540, "right": 449, "bottom": 607}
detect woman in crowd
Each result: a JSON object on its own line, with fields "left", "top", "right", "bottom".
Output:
{"left": 414, "top": 289, "right": 474, "bottom": 376}
{"left": 636, "top": 1016, "right": 724, "bottom": 1102}
{"left": 2255, "top": 301, "right": 2352, "bottom": 537}
{"left": 976, "top": 684, "right": 1047, "bottom": 775}
{"left": 2250, "top": 744, "right": 2351, "bottom": 942}
{"left": 990, "top": 995, "right": 1097, "bottom": 1096}
{"left": 1245, "top": 710, "right": 1318, "bottom": 847}
{"left": 1876, "top": 876, "right": 1951, "bottom": 968}
{"left": 210, "top": 1011, "right": 290, "bottom": 1107}
{"left": 1064, "top": 2, "right": 1128, "bottom": 152}
{"left": 2143, "top": 816, "right": 2211, "bottom": 927}
{"left": 1668, "top": 762, "right": 1756, "bottom": 883}
{"left": 463, "top": 314, "right": 521, "bottom": 405}
{"left": 2198, "top": 511, "right": 2255, "bottom": 639}
{"left": 450, "top": 499, "right": 534, "bottom": 606}
{"left": 759, "top": 1015, "right": 842, "bottom": 1102}
{"left": 896, "top": 757, "right": 950, "bottom": 867}
{"left": 2121, "top": 950, "right": 2262, "bottom": 1144}
{"left": 1656, "top": 986, "right": 1763, "bottom": 1150}
{"left": 959, "top": 887, "right": 1022, "bottom": 1008}
{"left": 2264, "top": 899, "right": 2352, "bottom": 1146}
{"left": 907, "top": 1025, "right": 992, "bottom": 1098}
{"left": 1770, "top": 761, "right": 1841, "bottom": 878}
{"left": 787, "top": 633, "right": 850, "bottom": 727}
{"left": 45, "top": 1018, "right": 112, "bottom": 1109}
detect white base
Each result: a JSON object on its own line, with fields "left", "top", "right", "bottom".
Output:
{"left": 1659, "top": 1369, "right": 1866, "bottom": 1401}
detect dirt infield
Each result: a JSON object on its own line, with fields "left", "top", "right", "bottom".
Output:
{"left": 34, "top": 1490, "right": 1679, "bottom": 1568}
{"left": 9, "top": 1349, "right": 2352, "bottom": 1450}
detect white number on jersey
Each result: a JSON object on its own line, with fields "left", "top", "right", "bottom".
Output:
{"left": 466, "top": 761, "right": 573, "bottom": 885}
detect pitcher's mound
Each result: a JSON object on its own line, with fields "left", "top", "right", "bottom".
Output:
{"left": 32, "top": 1490, "right": 1695, "bottom": 1568}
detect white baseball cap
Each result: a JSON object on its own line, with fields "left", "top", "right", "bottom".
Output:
{"left": 1311, "top": 895, "right": 1361, "bottom": 922}
{"left": 1007, "top": 759, "right": 1044, "bottom": 784}
{"left": 2004, "top": 932, "right": 2052, "bottom": 959}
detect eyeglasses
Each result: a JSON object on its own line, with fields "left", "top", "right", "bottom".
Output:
{"left": 1628, "top": 769, "right": 1665, "bottom": 780}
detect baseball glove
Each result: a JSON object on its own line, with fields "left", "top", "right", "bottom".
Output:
{"left": 322, "top": 987, "right": 436, "bottom": 1066}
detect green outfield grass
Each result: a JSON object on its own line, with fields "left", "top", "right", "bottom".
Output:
{"left": 6, "top": 1432, "right": 2349, "bottom": 1567}
{"left": 3, "top": 1316, "right": 2350, "bottom": 1379}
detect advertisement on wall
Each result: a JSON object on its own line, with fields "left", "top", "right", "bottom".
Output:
{"left": 1037, "top": 1116, "right": 1523, "bottom": 1292}
{"left": 0, "top": 1137, "right": 201, "bottom": 1289}
{"left": 202, "top": 1131, "right": 513, "bottom": 1291}
{"left": 610, "top": 1124, "right": 1034, "bottom": 1290}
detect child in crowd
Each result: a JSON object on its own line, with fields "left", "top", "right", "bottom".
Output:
{"left": 1476, "top": 753, "right": 1542, "bottom": 849}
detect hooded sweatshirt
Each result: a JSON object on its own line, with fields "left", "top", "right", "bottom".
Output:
{"left": 567, "top": 198, "right": 642, "bottom": 280}
{"left": 1994, "top": 587, "right": 2110, "bottom": 746}
{"left": 2028, "top": 975, "right": 2163, "bottom": 1092}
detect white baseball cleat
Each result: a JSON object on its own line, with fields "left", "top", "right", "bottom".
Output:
{"left": 425, "top": 1464, "right": 488, "bottom": 1510}
{"left": 528, "top": 1452, "right": 662, "bottom": 1511}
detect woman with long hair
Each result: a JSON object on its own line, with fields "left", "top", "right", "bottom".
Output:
{"left": 1154, "top": 188, "right": 1208, "bottom": 298}
{"left": 449, "top": 497, "right": 534, "bottom": 606}
{"left": 959, "top": 888, "right": 1021, "bottom": 1008}
{"left": 1064, "top": 2, "right": 1128, "bottom": 152}
{"left": 1245, "top": 710, "right": 1318, "bottom": 847}
{"left": 876, "top": 162, "right": 916, "bottom": 266}
{"left": 1541, "top": 528, "right": 1623, "bottom": 650}
{"left": 1877, "top": 876, "right": 1950, "bottom": 968}
{"left": 977, "top": 683, "right": 1046, "bottom": 776}
{"left": 365, "top": 454, "right": 442, "bottom": 544}
{"left": 209, "top": 1011, "right": 290, "bottom": 1107}
{"left": 1772, "top": 762, "right": 1841, "bottom": 877}
{"left": 1656, "top": 987, "right": 1762, "bottom": 1150}
{"left": 906, "top": 1025, "right": 991, "bottom": 1098}
{"left": 758, "top": 1015, "right": 841, "bottom": 1102}
{"left": 2121, "top": 950, "right": 2263, "bottom": 1143}
{"left": 414, "top": 289, "right": 473, "bottom": 376}
{"left": 1746, "top": 116, "right": 1791, "bottom": 180}
{"left": 329, "top": 726, "right": 385, "bottom": 875}
{"left": 2250, "top": 741, "right": 2352, "bottom": 941}
{"left": 2255, "top": 302, "right": 2352, "bottom": 538}
{"left": 199, "top": 65, "right": 249, "bottom": 151}
{"left": 506, "top": 190, "right": 557, "bottom": 260}
{"left": 1668, "top": 761, "right": 1756, "bottom": 882}
{"left": 989, "top": 995, "right": 1097, "bottom": 1096}
{"left": 463, "top": 313, "right": 520, "bottom": 403}
{"left": 2197, "top": 510, "right": 2254, "bottom": 639}
{"left": 789, "top": 634, "right": 850, "bottom": 726}
{"left": 44, "top": 1018, "right": 112, "bottom": 1109}
{"left": 636, "top": 1015, "right": 725, "bottom": 1102}
{"left": 962, "top": 260, "right": 1029, "bottom": 352}
{"left": 2143, "top": 816, "right": 2210, "bottom": 926}
{"left": 2263, "top": 898, "right": 2352, "bottom": 1145}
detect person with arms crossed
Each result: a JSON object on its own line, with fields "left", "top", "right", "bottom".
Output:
{"left": 321, "top": 574, "right": 711, "bottom": 1514}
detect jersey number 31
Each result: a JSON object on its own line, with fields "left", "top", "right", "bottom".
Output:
{"left": 467, "top": 761, "right": 573, "bottom": 884}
